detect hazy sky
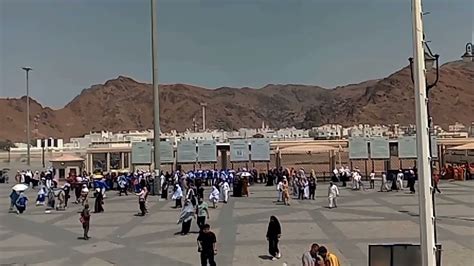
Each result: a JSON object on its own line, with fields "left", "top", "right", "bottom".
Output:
{"left": 0, "top": 0, "right": 472, "bottom": 107}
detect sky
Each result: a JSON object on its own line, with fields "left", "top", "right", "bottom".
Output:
{"left": 0, "top": 0, "right": 472, "bottom": 108}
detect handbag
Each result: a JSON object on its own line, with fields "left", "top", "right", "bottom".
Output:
{"left": 79, "top": 216, "right": 85, "bottom": 224}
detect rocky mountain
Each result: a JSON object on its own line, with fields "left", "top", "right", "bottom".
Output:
{"left": 1, "top": 60, "right": 473, "bottom": 142}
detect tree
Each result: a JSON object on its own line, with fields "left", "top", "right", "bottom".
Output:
{"left": 0, "top": 140, "right": 16, "bottom": 151}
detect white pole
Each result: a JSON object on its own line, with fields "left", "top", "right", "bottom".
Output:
{"left": 201, "top": 103, "right": 207, "bottom": 131}
{"left": 151, "top": 0, "right": 161, "bottom": 194}
{"left": 411, "top": 0, "right": 437, "bottom": 265}
{"left": 22, "top": 67, "right": 33, "bottom": 166}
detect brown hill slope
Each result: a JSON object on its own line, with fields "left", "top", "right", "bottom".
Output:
{"left": 1, "top": 61, "right": 472, "bottom": 141}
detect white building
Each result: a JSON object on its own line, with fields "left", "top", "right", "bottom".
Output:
{"left": 311, "top": 124, "right": 342, "bottom": 139}
{"left": 448, "top": 122, "right": 467, "bottom": 132}
{"left": 348, "top": 124, "right": 390, "bottom": 138}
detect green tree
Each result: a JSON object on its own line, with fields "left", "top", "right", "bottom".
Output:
{"left": 0, "top": 140, "right": 16, "bottom": 151}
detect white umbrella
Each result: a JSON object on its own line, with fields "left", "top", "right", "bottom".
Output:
{"left": 92, "top": 174, "right": 104, "bottom": 179}
{"left": 240, "top": 172, "right": 251, "bottom": 177}
{"left": 12, "top": 184, "right": 28, "bottom": 192}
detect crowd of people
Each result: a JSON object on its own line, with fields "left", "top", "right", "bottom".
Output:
{"left": 441, "top": 163, "right": 473, "bottom": 181}
{"left": 7, "top": 163, "right": 451, "bottom": 266}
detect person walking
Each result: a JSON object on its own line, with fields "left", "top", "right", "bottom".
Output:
{"left": 80, "top": 204, "right": 91, "bottom": 240}
{"left": 221, "top": 180, "right": 230, "bottom": 204}
{"left": 282, "top": 178, "right": 290, "bottom": 206}
{"left": 369, "top": 170, "right": 375, "bottom": 189}
{"left": 196, "top": 198, "right": 210, "bottom": 231}
{"left": 172, "top": 184, "right": 183, "bottom": 209}
{"left": 36, "top": 185, "right": 46, "bottom": 206}
{"left": 94, "top": 188, "right": 104, "bottom": 213}
{"left": 161, "top": 179, "right": 169, "bottom": 200}
{"left": 197, "top": 224, "right": 217, "bottom": 266}
{"left": 63, "top": 181, "right": 71, "bottom": 208}
{"left": 15, "top": 191, "right": 28, "bottom": 214}
{"left": 209, "top": 185, "right": 220, "bottom": 209}
{"left": 408, "top": 169, "right": 416, "bottom": 193}
{"left": 9, "top": 190, "right": 19, "bottom": 213}
{"left": 380, "top": 172, "right": 390, "bottom": 192}
{"left": 186, "top": 183, "right": 198, "bottom": 207}
{"left": 328, "top": 181, "right": 339, "bottom": 209}
{"left": 309, "top": 177, "right": 316, "bottom": 200}
{"left": 266, "top": 216, "right": 281, "bottom": 261}
{"left": 276, "top": 179, "right": 283, "bottom": 202}
{"left": 396, "top": 170, "right": 404, "bottom": 191}
{"left": 177, "top": 200, "right": 195, "bottom": 235}
{"left": 136, "top": 184, "right": 148, "bottom": 216}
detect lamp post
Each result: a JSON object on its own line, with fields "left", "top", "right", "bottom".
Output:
{"left": 461, "top": 42, "right": 473, "bottom": 62}
{"left": 21, "top": 67, "right": 33, "bottom": 166}
{"left": 151, "top": 0, "right": 161, "bottom": 195}
{"left": 408, "top": 0, "right": 438, "bottom": 265}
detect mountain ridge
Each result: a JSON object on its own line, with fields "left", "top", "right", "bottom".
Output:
{"left": 1, "top": 60, "right": 473, "bottom": 141}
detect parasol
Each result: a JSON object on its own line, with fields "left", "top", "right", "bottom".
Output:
{"left": 92, "top": 174, "right": 104, "bottom": 179}
{"left": 12, "top": 184, "right": 28, "bottom": 192}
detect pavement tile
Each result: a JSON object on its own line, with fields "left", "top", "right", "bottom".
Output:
{"left": 72, "top": 240, "right": 125, "bottom": 254}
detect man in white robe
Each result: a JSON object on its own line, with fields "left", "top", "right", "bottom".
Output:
{"left": 396, "top": 170, "right": 404, "bottom": 190}
{"left": 276, "top": 180, "right": 283, "bottom": 202}
{"left": 221, "top": 181, "right": 230, "bottom": 203}
{"left": 380, "top": 172, "right": 390, "bottom": 192}
{"left": 328, "top": 182, "right": 339, "bottom": 209}
{"left": 209, "top": 186, "right": 220, "bottom": 208}
{"left": 303, "top": 178, "right": 310, "bottom": 199}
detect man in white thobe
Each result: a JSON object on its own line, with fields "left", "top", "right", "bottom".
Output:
{"left": 396, "top": 170, "right": 404, "bottom": 190}
{"left": 328, "top": 182, "right": 339, "bottom": 209}
{"left": 380, "top": 172, "right": 390, "bottom": 192}
{"left": 221, "top": 181, "right": 230, "bottom": 203}
{"left": 276, "top": 180, "right": 283, "bottom": 202}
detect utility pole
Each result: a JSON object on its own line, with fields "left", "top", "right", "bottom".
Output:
{"left": 22, "top": 67, "right": 33, "bottom": 166}
{"left": 151, "top": 0, "right": 161, "bottom": 195}
{"left": 411, "top": 0, "right": 437, "bottom": 265}
{"left": 200, "top": 103, "right": 207, "bottom": 131}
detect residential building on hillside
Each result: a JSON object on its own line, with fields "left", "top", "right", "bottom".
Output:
{"left": 311, "top": 124, "right": 343, "bottom": 139}
{"left": 448, "top": 122, "right": 467, "bottom": 132}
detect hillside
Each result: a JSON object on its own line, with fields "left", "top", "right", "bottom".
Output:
{"left": 1, "top": 60, "right": 473, "bottom": 141}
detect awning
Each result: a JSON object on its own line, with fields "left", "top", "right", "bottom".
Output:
{"left": 448, "top": 142, "right": 474, "bottom": 150}
{"left": 50, "top": 154, "right": 85, "bottom": 162}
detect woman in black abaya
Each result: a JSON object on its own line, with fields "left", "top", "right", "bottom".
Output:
{"left": 94, "top": 188, "right": 104, "bottom": 213}
{"left": 266, "top": 215, "right": 282, "bottom": 260}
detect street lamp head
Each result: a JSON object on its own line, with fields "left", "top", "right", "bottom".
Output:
{"left": 21, "top": 67, "right": 33, "bottom": 72}
{"left": 423, "top": 42, "right": 438, "bottom": 71}
{"left": 424, "top": 52, "right": 438, "bottom": 71}
{"left": 461, "top": 42, "right": 473, "bottom": 62}
{"left": 408, "top": 41, "right": 440, "bottom": 89}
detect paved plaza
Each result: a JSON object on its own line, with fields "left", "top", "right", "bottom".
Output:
{"left": 0, "top": 181, "right": 473, "bottom": 266}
